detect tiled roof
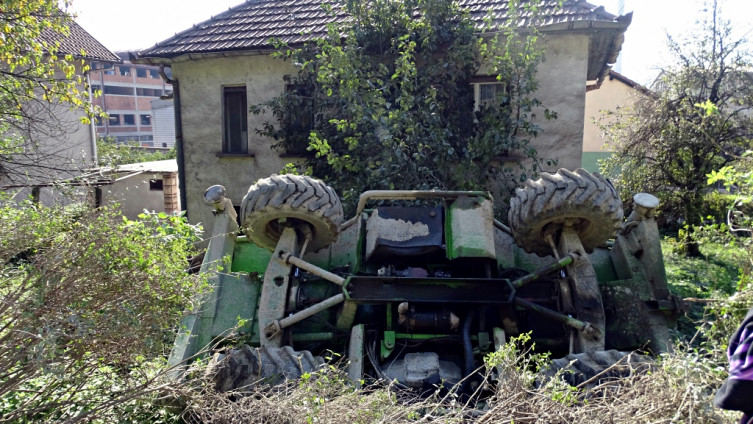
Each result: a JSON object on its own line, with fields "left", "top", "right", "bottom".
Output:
{"left": 41, "top": 19, "right": 121, "bottom": 62}
{"left": 138, "top": 0, "right": 626, "bottom": 60}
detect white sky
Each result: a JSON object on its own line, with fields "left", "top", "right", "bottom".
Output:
{"left": 71, "top": 0, "right": 752, "bottom": 87}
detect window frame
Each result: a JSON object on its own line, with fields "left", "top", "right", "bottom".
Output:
{"left": 471, "top": 76, "right": 509, "bottom": 112}
{"left": 221, "top": 85, "right": 249, "bottom": 155}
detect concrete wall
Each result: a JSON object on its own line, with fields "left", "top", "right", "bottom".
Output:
{"left": 174, "top": 33, "right": 592, "bottom": 226}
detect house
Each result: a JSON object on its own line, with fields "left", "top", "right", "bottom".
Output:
{"left": 582, "top": 70, "right": 650, "bottom": 172}
{"left": 134, "top": 0, "right": 631, "bottom": 226}
{"left": 91, "top": 159, "right": 181, "bottom": 219}
{"left": 2, "top": 18, "right": 120, "bottom": 205}
{"left": 90, "top": 52, "right": 172, "bottom": 146}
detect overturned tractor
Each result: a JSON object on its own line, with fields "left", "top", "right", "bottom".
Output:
{"left": 170, "top": 169, "right": 680, "bottom": 390}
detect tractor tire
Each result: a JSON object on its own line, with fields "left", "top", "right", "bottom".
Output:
{"left": 207, "top": 345, "right": 324, "bottom": 392}
{"left": 508, "top": 168, "right": 623, "bottom": 256}
{"left": 538, "top": 350, "right": 653, "bottom": 388}
{"left": 240, "top": 175, "right": 343, "bottom": 252}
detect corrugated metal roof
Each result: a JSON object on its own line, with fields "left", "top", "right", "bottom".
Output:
{"left": 40, "top": 19, "right": 121, "bottom": 62}
{"left": 138, "top": 0, "right": 624, "bottom": 59}
{"left": 115, "top": 159, "right": 178, "bottom": 174}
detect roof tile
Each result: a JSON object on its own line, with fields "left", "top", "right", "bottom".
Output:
{"left": 139, "top": 0, "right": 622, "bottom": 59}
{"left": 41, "top": 18, "right": 120, "bottom": 62}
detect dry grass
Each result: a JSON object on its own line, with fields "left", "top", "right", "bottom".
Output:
{"left": 173, "top": 345, "right": 741, "bottom": 424}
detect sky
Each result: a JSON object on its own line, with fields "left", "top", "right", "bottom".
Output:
{"left": 70, "top": 0, "right": 752, "bottom": 87}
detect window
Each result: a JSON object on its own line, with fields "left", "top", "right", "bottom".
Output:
{"left": 123, "top": 114, "right": 135, "bottom": 125}
{"left": 149, "top": 69, "right": 160, "bottom": 79}
{"left": 472, "top": 79, "right": 511, "bottom": 157}
{"left": 473, "top": 82, "right": 507, "bottom": 111}
{"left": 150, "top": 179, "right": 163, "bottom": 191}
{"left": 119, "top": 66, "right": 131, "bottom": 76}
{"left": 136, "top": 68, "right": 147, "bottom": 78}
{"left": 222, "top": 86, "right": 248, "bottom": 154}
{"left": 140, "top": 114, "right": 151, "bottom": 125}
{"left": 104, "top": 85, "right": 133, "bottom": 95}
{"left": 108, "top": 115, "right": 120, "bottom": 126}
{"left": 136, "top": 87, "right": 163, "bottom": 97}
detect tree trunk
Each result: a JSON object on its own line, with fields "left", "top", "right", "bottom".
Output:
{"left": 683, "top": 194, "right": 703, "bottom": 257}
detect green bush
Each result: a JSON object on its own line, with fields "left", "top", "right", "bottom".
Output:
{"left": 0, "top": 201, "right": 205, "bottom": 423}
{"left": 97, "top": 138, "right": 176, "bottom": 167}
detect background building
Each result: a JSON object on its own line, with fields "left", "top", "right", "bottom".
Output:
{"left": 90, "top": 52, "right": 172, "bottom": 146}
{"left": 582, "top": 70, "right": 650, "bottom": 172}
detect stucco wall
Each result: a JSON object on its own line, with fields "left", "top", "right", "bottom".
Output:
{"left": 101, "top": 172, "right": 174, "bottom": 219}
{"left": 535, "top": 33, "right": 590, "bottom": 172}
{"left": 583, "top": 74, "right": 644, "bottom": 153}
{"left": 173, "top": 55, "right": 298, "bottom": 226}
{"left": 0, "top": 63, "right": 95, "bottom": 187}
{"left": 581, "top": 74, "right": 646, "bottom": 172}
{"left": 174, "top": 33, "right": 591, "bottom": 226}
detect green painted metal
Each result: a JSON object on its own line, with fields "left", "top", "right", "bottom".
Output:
{"left": 445, "top": 196, "right": 496, "bottom": 260}
{"left": 511, "top": 255, "right": 574, "bottom": 289}
{"left": 173, "top": 185, "right": 679, "bottom": 387}
{"left": 381, "top": 330, "right": 395, "bottom": 359}
{"left": 588, "top": 248, "right": 619, "bottom": 282}
{"left": 231, "top": 237, "right": 272, "bottom": 273}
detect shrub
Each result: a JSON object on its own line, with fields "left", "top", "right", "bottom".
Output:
{"left": 0, "top": 201, "right": 205, "bottom": 423}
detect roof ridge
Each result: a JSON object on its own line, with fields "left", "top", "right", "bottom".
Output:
{"left": 137, "top": 0, "right": 627, "bottom": 61}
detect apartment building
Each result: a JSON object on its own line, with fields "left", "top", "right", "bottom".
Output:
{"left": 90, "top": 52, "right": 173, "bottom": 147}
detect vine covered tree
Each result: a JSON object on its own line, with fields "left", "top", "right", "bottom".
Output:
{"left": 600, "top": 0, "right": 753, "bottom": 256}
{"left": 253, "top": 0, "right": 558, "bottom": 211}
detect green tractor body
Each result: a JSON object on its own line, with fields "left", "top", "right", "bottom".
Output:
{"left": 170, "top": 171, "right": 680, "bottom": 390}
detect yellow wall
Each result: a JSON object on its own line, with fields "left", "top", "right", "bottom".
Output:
{"left": 583, "top": 74, "right": 646, "bottom": 154}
